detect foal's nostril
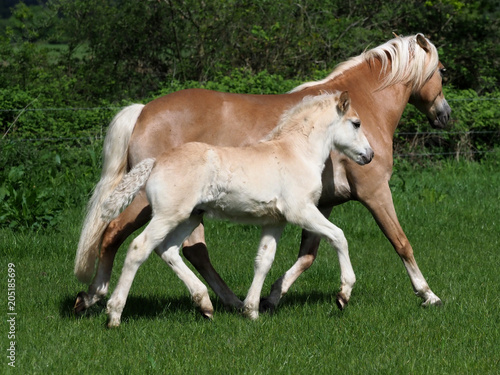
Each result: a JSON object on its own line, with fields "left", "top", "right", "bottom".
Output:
{"left": 359, "top": 148, "right": 374, "bottom": 165}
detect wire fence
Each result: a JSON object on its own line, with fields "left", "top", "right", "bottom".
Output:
{"left": 1, "top": 96, "right": 499, "bottom": 159}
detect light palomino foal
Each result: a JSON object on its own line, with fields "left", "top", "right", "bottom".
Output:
{"left": 102, "top": 91, "right": 373, "bottom": 327}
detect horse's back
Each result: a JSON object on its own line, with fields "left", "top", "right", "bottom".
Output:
{"left": 128, "top": 88, "right": 302, "bottom": 165}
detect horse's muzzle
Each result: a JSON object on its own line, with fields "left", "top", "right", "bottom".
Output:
{"left": 429, "top": 99, "right": 452, "bottom": 129}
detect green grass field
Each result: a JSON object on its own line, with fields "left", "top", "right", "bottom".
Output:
{"left": 1, "top": 158, "right": 499, "bottom": 374}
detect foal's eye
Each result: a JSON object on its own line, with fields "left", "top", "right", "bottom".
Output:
{"left": 352, "top": 120, "right": 361, "bottom": 129}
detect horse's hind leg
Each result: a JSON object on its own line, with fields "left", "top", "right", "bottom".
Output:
{"left": 261, "top": 206, "right": 333, "bottom": 313}
{"left": 360, "top": 183, "right": 442, "bottom": 306}
{"left": 243, "top": 225, "right": 285, "bottom": 320}
{"left": 156, "top": 217, "right": 214, "bottom": 319}
{"left": 182, "top": 223, "right": 243, "bottom": 310}
{"left": 74, "top": 192, "right": 151, "bottom": 314}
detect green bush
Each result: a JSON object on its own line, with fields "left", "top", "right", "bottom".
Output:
{"left": 0, "top": 139, "right": 102, "bottom": 230}
{"left": 1, "top": 72, "right": 498, "bottom": 231}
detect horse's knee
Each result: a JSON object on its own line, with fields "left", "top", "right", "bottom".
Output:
{"left": 299, "top": 253, "right": 316, "bottom": 271}
{"left": 394, "top": 237, "right": 414, "bottom": 262}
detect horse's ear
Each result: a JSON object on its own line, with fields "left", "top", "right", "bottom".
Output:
{"left": 337, "top": 91, "right": 350, "bottom": 114}
{"left": 416, "top": 34, "right": 430, "bottom": 53}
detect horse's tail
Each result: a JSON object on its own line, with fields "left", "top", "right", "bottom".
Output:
{"left": 101, "top": 158, "right": 156, "bottom": 222}
{"left": 74, "top": 104, "right": 145, "bottom": 283}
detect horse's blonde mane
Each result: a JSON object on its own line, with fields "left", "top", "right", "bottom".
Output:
{"left": 262, "top": 92, "right": 338, "bottom": 142}
{"left": 290, "top": 34, "right": 439, "bottom": 94}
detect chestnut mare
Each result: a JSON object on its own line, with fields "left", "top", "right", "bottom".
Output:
{"left": 74, "top": 34, "right": 450, "bottom": 315}
{"left": 102, "top": 92, "right": 373, "bottom": 327}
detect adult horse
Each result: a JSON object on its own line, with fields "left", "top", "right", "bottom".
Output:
{"left": 103, "top": 92, "right": 373, "bottom": 327}
{"left": 74, "top": 34, "right": 450, "bottom": 314}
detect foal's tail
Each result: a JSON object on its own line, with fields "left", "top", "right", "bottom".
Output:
{"left": 101, "top": 158, "right": 156, "bottom": 222}
{"left": 74, "top": 104, "right": 145, "bottom": 284}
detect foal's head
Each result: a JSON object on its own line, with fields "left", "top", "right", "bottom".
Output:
{"left": 333, "top": 92, "right": 374, "bottom": 165}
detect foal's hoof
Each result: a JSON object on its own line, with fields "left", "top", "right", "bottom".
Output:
{"left": 199, "top": 309, "right": 214, "bottom": 320}
{"left": 259, "top": 298, "right": 276, "bottom": 315}
{"left": 74, "top": 291, "right": 89, "bottom": 315}
{"left": 335, "top": 293, "right": 348, "bottom": 311}
{"left": 421, "top": 295, "right": 443, "bottom": 307}
{"left": 106, "top": 317, "right": 121, "bottom": 328}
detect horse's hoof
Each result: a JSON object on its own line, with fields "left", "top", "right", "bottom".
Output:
{"left": 74, "top": 291, "right": 89, "bottom": 315}
{"left": 259, "top": 298, "right": 276, "bottom": 315}
{"left": 335, "top": 293, "right": 348, "bottom": 311}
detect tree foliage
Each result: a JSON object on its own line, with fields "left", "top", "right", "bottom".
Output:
{"left": 0, "top": 0, "right": 498, "bottom": 102}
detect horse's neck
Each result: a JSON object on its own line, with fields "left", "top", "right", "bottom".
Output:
{"left": 307, "top": 61, "right": 412, "bottom": 139}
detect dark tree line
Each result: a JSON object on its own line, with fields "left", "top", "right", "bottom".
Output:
{"left": 1, "top": 0, "right": 499, "bottom": 103}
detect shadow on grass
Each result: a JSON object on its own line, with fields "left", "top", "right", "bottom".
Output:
{"left": 58, "top": 293, "right": 240, "bottom": 321}
{"left": 59, "top": 290, "right": 342, "bottom": 322}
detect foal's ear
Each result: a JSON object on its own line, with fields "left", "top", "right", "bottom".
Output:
{"left": 337, "top": 91, "right": 351, "bottom": 114}
{"left": 416, "top": 34, "right": 430, "bottom": 53}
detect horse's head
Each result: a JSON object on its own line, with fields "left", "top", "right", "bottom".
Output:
{"left": 335, "top": 91, "right": 374, "bottom": 165}
{"left": 408, "top": 34, "right": 451, "bottom": 129}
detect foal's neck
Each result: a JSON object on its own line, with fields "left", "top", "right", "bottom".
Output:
{"left": 278, "top": 108, "right": 338, "bottom": 169}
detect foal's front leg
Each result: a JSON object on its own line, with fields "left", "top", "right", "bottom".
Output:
{"left": 243, "top": 225, "right": 285, "bottom": 320}
{"left": 293, "top": 205, "right": 356, "bottom": 309}
{"left": 261, "top": 206, "right": 333, "bottom": 313}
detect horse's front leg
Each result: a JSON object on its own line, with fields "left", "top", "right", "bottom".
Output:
{"left": 182, "top": 223, "right": 243, "bottom": 310}
{"left": 261, "top": 206, "right": 333, "bottom": 313}
{"left": 360, "top": 182, "right": 442, "bottom": 306}
{"left": 243, "top": 225, "right": 285, "bottom": 320}
{"left": 74, "top": 192, "right": 151, "bottom": 314}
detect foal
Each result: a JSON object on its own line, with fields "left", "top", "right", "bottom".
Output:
{"left": 103, "top": 92, "right": 373, "bottom": 327}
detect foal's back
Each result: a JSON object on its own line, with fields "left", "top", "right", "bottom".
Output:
{"left": 147, "top": 137, "right": 320, "bottom": 225}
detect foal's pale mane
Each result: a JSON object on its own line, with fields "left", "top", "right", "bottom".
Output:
{"left": 290, "top": 34, "right": 439, "bottom": 94}
{"left": 261, "top": 93, "right": 338, "bottom": 142}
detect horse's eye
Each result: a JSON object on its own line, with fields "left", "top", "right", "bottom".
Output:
{"left": 352, "top": 120, "right": 361, "bottom": 129}
{"left": 439, "top": 68, "right": 448, "bottom": 82}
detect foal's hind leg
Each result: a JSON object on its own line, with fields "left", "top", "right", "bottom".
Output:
{"left": 261, "top": 206, "right": 333, "bottom": 313}
{"left": 243, "top": 225, "right": 285, "bottom": 320}
{"left": 75, "top": 192, "right": 151, "bottom": 314}
{"left": 107, "top": 216, "right": 173, "bottom": 327}
{"left": 156, "top": 217, "right": 214, "bottom": 319}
